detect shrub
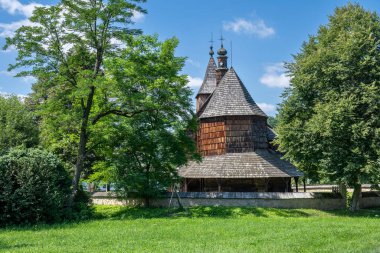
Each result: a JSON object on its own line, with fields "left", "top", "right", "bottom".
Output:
{"left": 0, "top": 148, "right": 72, "bottom": 225}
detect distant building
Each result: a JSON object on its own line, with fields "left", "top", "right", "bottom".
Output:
{"left": 179, "top": 42, "right": 303, "bottom": 192}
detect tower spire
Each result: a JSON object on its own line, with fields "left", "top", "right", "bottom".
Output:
{"left": 209, "top": 33, "right": 214, "bottom": 57}
{"left": 230, "top": 41, "right": 233, "bottom": 67}
{"left": 215, "top": 32, "right": 228, "bottom": 84}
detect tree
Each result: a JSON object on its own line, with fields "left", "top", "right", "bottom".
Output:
{"left": 88, "top": 36, "right": 199, "bottom": 206}
{"left": 275, "top": 4, "right": 380, "bottom": 211}
{"left": 268, "top": 115, "right": 278, "bottom": 129}
{"left": 4, "top": 0, "right": 149, "bottom": 203}
{"left": 0, "top": 95, "right": 39, "bottom": 154}
{"left": 5, "top": 0, "right": 198, "bottom": 205}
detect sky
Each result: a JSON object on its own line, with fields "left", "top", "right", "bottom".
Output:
{"left": 0, "top": 0, "right": 379, "bottom": 116}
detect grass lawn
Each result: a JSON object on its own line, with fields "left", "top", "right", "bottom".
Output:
{"left": 1, "top": 206, "right": 380, "bottom": 253}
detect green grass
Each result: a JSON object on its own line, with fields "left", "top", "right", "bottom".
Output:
{"left": 1, "top": 206, "right": 380, "bottom": 253}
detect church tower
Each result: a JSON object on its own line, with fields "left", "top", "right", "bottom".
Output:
{"left": 195, "top": 46, "right": 217, "bottom": 113}
{"left": 215, "top": 37, "right": 228, "bottom": 84}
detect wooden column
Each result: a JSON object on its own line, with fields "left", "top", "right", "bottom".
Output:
{"left": 183, "top": 178, "right": 188, "bottom": 192}
{"left": 295, "top": 177, "right": 299, "bottom": 192}
{"left": 200, "top": 179, "right": 205, "bottom": 192}
{"left": 217, "top": 178, "right": 222, "bottom": 192}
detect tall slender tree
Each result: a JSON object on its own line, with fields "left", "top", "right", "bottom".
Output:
{"left": 276, "top": 4, "right": 380, "bottom": 210}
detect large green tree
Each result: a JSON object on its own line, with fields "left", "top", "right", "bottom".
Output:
{"left": 276, "top": 4, "right": 380, "bottom": 210}
{"left": 88, "top": 36, "right": 199, "bottom": 205}
{"left": 4, "top": 0, "right": 196, "bottom": 203}
{"left": 0, "top": 96, "right": 39, "bottom": 154}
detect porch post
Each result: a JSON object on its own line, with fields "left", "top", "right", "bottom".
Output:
{"left": 217, "top": 178, "right": 222, "bottom": 192}
{"left": 184, "top": 178, "right": 188, "bottom": 192}
{"left": 303, "top": 177, "right": 306, "bottom": 192}
{"left": 295, "top": 177, "right": 299, "bottom": 192}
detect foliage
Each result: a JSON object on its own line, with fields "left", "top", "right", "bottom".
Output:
{"left": 3, "top": 0, "right": 198, "bottom": 202}
{"left": 275, "top": 4, "right": 380, "bottom": 210}
{"left": 88, "top": 36, "right": 200, "bottom": 203}
{"left": 0, "top": 96, "right": 39, "bottom": 155}
{"left": 1, "top": 206, "right": 380, "bottom": 252}
{"left": 267, "top": 115, "right": 278, "bottom": 129}
{"left": 0, "top": 149, "right": 72, "bottom": 225}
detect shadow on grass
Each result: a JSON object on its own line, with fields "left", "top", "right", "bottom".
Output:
{"left": 325, "top": 208, "right": 380, "bottom": 218}
{"left": 93, "top": 206, "right": 312, "bottom": 220}
{"left": 2, "top": 206, "right": 379, "bottom": 233}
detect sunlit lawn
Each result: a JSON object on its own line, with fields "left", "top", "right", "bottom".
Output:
{"left": 1, "top": 205, "right": 380, "bottom": 253}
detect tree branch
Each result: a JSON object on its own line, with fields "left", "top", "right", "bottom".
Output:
{"left": 92, "top": 108, "right": 155, "bottom": 125}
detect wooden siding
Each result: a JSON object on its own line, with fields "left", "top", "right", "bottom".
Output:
{"left": 197, "top": 116, "right": 268, "bottom": 156}
{"left": 197, "top": 119, "right": 226, "bottom": 156}
{"left": 225, "top": 116, "right": 268, "bottom": 153}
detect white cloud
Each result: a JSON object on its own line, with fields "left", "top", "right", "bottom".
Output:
{"left": 131, "top": 10, "right": 145, "bottom": 23}
{"left": 0, "top": 91, "right": 28, "bottom": 101}
{"left": 187, "top": 76, "right": 202, "bottom": 88}
{"left": 260, "top": 63, "right": 290, "bottom": 88}
{"left": 186, "top": 59, "right": 201, "bottom": 68}
{"left": 0, "top": 0, "right": 46, "bottom": 38}
{"left": 0, "top": 70, "right": 15, "bottom": 76}
{"left": 223, "top": 18, "right": 275, "bottom": 38}
{"left": 1, "top": 45, "right": 15, "bottom": 53}
{"left": 1, "top": 70, "right": 36, "bottom": 83}
{"left": 0, "top": 0, "right": 43, "bottom": 17}
{"left": 21, "top": 75, "right": 36, "bottom": 83}
{"left": 0, "top": 18, "right": 33, "bottom": 37}
{"left": 257, "top": 103, "right": 276, "bottom": 115}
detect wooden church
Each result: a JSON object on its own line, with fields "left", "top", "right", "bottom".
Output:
{"left": 179, "top": 42, "right": 303, "bottom": 192}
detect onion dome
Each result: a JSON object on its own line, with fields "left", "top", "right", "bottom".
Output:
{"left": 217, "top": 44, "right": 227, "bottom": 56}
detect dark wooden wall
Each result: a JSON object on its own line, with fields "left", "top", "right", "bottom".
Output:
{"left": 185, "top": 178, "right": 289, "bottom": 192}
{"left": 225, "top": 116, "right": 268, "bottom": 153}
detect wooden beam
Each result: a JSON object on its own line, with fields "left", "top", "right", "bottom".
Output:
{"left": 184, "top": 178, "right": 188, "bottom": 192}
{"left": 303, "top": 177, "right": 306, "bottom": 192}
{"left": 217, "top": 178, "right": 222, "bottom": 192}
{"left": 295, "top": 177, "right": 299, "bottom": 192}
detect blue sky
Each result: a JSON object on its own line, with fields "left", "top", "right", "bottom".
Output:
{"left": 0, "top": 0, "right": 379, "bottom": 115}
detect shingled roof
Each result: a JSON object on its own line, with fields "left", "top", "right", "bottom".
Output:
{"left": 197, "top": 57, "right": 217, "bottom": 96}
{"left": 179, "top": 150, "right": 303, "bottom": 178}
{"left": 199, "top": 67, "right": 267, "bottom": 119}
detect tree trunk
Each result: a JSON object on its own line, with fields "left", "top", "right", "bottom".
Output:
{"left": 145, "top": 196, "right": 150, "bottom": 208}
{"left": 350, "top": 184, "right": 362, "bottom": 211}
{"left": 338, "top": 182, "right": 347, "bottom": 207}
{"left": 145, "top": 164, "right": 150, "bottom": 208}
{"left": 69, "top": 86, "right": 95, "bottom": 206}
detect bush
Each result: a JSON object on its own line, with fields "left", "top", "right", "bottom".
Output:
{"left": 0, "top": 148, "right": 72, "bottom": 225}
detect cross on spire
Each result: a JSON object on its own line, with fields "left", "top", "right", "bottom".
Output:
{"left": 209, "top": 33, "right": 214, "bottom": 47}
{"left": 219, "top": 33, "right": 224, "bottom": 47}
